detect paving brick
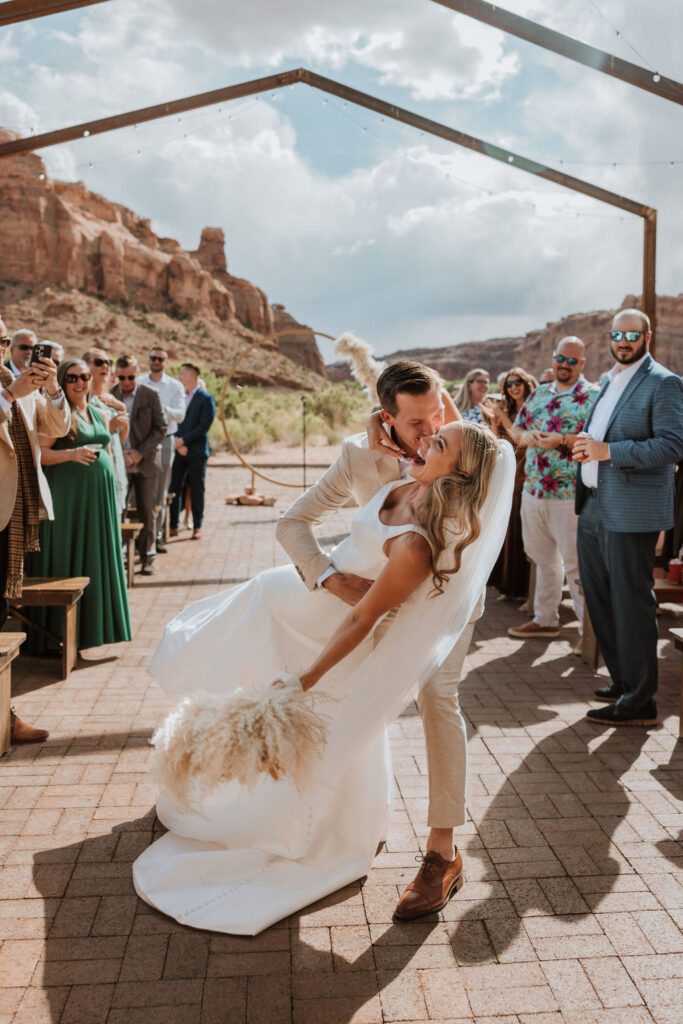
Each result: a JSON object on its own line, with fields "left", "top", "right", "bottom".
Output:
{"left": 164, "top": 931, "right": 210, "bottom": 978}
{"left": 582, "top": 955, "right": 645, "bottom": 1007}
{"left": 61, "top": 983, "right": 115, "bottom": 1023}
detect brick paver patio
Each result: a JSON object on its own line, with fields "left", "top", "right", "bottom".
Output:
{"left": 2, "top": 456, "right": 682, "bottom": 1024}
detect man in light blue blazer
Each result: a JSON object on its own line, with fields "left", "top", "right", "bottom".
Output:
{"left": 574, "top": 308, "right": 683, "bottom": 726}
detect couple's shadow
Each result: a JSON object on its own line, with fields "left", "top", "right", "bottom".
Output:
{"left": 32, "top": 815, "right": 441, "bottom": 1024}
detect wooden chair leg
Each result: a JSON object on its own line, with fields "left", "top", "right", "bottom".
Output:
{"left": 62, "top": 604, "right": 78, "bottom": 680}
{"left": 127, "top": 538, "right": 135, "bottom": 588}
{"left": 0, "top": 663, "right": 10, "bottom": 757}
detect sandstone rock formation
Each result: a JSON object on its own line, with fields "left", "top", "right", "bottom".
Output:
{"left": 0, "top": 129, "right": 323, "bottom": 384}
{"left": 271, "top": 305, "right": 327, "bottom": 378}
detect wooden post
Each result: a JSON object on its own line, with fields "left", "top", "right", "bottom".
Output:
{"left": 0, "top": 634, "right": 26, "bottom": 756}
{"left": 643, "top": 210, "right": 657, "bottom": 356}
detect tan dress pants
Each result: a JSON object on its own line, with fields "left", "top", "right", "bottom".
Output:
{"left": 373, "top": 593, "right": 482, "bottom": 829}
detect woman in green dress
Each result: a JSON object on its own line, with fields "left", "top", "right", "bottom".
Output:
{"left": 25, "top": 359, "right": 132, "bottom": 652}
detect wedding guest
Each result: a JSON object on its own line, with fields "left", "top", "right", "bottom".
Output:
{"left": 489, "top": 367, "right": 539, "bottom": 600}
{"left": 575, "top": 309, "right": 683, "bottom": 726}
{"left": 139, "top": 348, "right": 185, "bottom": 553}
{"left": 43, "top": 341, "right": 64, "bottom": 366}
{"left": 0, "top": 324, "right": 69, "bottom": 742}
{"left": 507, "top": 338, "right": 599, "bottom": 641}
{"left": 111, "top": 356, "right": 167, "bottom": 575}
{"left": 452, "top": 368, "right": 493, "bottom": 425}
{"left": 25, "top": 360, "right": 131, "bottom": 652}
{"left": 83, "top": 348, "right": 129, "bottom": 517}
{"left": 169, "top": 363, "right": 215, "bottom": 541}
{"left": 7, "top": 329, "right": 36, "bottom": 376}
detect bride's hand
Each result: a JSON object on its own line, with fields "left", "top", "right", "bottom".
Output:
{"left": 366, "top": 411, "right": 404, "bottom": 459}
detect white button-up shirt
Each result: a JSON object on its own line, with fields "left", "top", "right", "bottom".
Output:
{"left": 139, "top": 372, "right": 186, "bottom": 436}
{"left": 580, "top": 353, "right": 648, "bottom": 488}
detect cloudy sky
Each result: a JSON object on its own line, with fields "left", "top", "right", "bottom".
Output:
{"left": 1, "top": 0, "right": 681, "bottom": 361}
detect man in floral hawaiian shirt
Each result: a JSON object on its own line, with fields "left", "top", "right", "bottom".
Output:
{"left": 508, "top": 337, "right": 599, "bottom": 641}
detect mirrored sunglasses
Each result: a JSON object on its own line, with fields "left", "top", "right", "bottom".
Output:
{"left": 554, "top": 354, "right": 579, "bottom": 366}
{"left": 610, "top": 330, "right": 645, "bottom": 343}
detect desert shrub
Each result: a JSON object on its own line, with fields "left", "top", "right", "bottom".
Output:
{"left": 166, "top": 366, "right": 372, "bottom": 453}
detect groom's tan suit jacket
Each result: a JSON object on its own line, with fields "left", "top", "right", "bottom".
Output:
{"left": 276, "top": 432, "right": 402, "bottom": 589}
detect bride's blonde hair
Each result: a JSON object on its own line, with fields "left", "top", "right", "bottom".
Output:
{"left": 416, "top": 421, "right": 500, "bottom": 596}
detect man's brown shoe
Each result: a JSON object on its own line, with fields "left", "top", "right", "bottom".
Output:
{"left": 508, "top": 621, "right": 560, "bottom": 639}
{"left": 394, "top": 849, "right": 464, "bottom": 920}
{"left": 10, "top": 709, "right": 49, "bottom": 744}
{"left": 169, "top": 528, "right": 179, "bottom": 537}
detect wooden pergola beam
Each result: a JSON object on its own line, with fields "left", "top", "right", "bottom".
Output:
{"left": 0, "top": 0, "right": 109, "bottom": 26}
{"left": 431, "top": 0, "right": 682, "bottom": 105}
{"left": 0, "top": 65, "right": 657, "bottom": 332}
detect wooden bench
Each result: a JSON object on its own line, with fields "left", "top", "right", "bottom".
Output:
{"left": 9, "top": 578, "right": 89, "bottom": 680}
{"left": 582, "top": 579, "right": 683, "bottom": 673}
{"left": 0, "top": 633, "right": 26, "bottom": 756}
{"left": 671, "top": 628, "right": 683, "bottom": 738}
{"left": 121, "top": 522, "right": 143, "bottom": 588}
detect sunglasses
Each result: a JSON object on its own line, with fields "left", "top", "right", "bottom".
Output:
{"left": 92, "top": 357, "right": 112, "bottom": 368}
{"left": 0, "top": 337, "right": 9, "bottom": 346}
{"left": 17, "top": 344, "right": 34, "bottom": 351}
{"left": 149, "top": 355, "right": 166, "bottom": 362}
{"left": 473, "top": 378, "right": 489, "bottom": 386}
{"left": 610, "top": 330, "right": 645, "bottom": 343}
{"left": 554, "top": 354, "right": 579, "bottom": 366}
{"left": 506, "top": 378, "right": 524, "bottom": 388}
{"left": 64, "top": 372, "right": 92, "bottom": 384}
{"left": 117, "top": 374, "right": 136, "bottom": 382}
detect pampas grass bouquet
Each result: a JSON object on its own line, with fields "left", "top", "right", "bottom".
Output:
{"left": 151, "top": 676, "right": 331, "bottom": 809}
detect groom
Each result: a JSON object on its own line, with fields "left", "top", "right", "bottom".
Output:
{"left": 277, "top": 361, "right": 481, "bottom": 919}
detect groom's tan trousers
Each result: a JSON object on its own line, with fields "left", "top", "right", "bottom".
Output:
{"left": 373, "top": 594, "right": 481, "bottom": 829}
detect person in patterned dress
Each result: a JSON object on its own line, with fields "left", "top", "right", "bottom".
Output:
{"left": 507, "top": 337, "right": 599, "bottom": 642}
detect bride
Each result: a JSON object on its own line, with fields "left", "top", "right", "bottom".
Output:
{"left": 133, "top": 420, "right": 514, "bottom": 934}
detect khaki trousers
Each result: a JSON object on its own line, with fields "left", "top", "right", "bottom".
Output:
{"left": 520, "top": 492, "right": 583, "bottom": 629}
{"left": 374, "top": 594, "right": 482, "bottom": 829}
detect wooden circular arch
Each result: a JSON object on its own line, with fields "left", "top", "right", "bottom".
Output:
{"left": 219, "top": 327, "right": 336, "bottom": 489}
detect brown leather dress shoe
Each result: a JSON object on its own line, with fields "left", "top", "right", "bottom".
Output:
{"left": 394, "top": 849, "right": 464, "bottom": 920}
{"left": 10, "top": 709, "right": 49, "bottom": 744}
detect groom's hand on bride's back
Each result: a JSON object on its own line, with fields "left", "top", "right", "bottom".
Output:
{"left": 322, "top": 572, "right": 373, "bottom": 606}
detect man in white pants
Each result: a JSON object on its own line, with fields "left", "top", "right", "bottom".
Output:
{"left": 277, "top": 362, "right": 482, "bottom": 919}
{"left": 140, "top": 348, "right": 185, "bottom": 554}
{"left": 508, "top": 338, "right": 599, "bottom": 641}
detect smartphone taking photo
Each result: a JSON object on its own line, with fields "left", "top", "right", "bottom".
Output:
{"left": 30, "top": 343, "right": 53, "bottom": 365}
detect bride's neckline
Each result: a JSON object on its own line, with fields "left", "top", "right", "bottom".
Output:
{"left": 377, "top": 478, "right": 421, "bottom": 527}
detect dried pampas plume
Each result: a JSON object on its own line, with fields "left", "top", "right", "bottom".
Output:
{"left": 334, "top": 332, "right": 386, "bottom": 402}
{"left": 152, "top": 682, "right": 331, "bottom": 810}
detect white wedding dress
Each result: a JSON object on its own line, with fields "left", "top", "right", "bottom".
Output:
{"left": 133, "top": 445, "right": 515, "bottom": 934}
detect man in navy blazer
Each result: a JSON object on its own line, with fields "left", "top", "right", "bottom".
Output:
{"left": 574, "top": 308, "right": 683, "bottom": 726}
{"left": 169, "top": 363, "right": 216, "bottom": 540}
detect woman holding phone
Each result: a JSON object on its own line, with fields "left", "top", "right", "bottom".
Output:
{"left": 25, "top": 359, "right": 131, "bottom": 652}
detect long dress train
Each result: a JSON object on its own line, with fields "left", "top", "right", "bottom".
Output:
{"left": 134, "top": 448, "right": 515, "bottom": 934}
